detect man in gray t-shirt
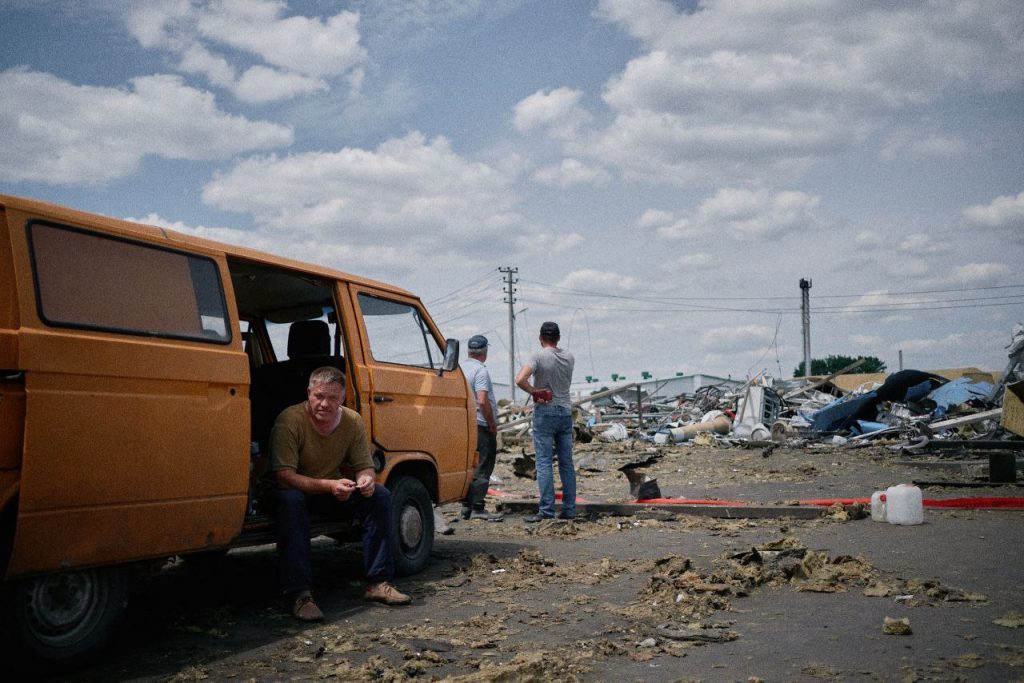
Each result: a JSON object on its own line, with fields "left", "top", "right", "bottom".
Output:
{"left": 515, "top": 321, "right": 576, "bottom": 522}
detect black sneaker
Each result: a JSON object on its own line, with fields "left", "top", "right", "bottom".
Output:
{"left": 469, "top": 510, "right": 504, "bottom": 522}
{"left": 523, "top": 513, "right": 553, "bottom": 523}
{"left": 556, "top": 512, "right": 576, "bottom": 520}
{"left": 459, "top": 505, "right": 472, "bottom": 520}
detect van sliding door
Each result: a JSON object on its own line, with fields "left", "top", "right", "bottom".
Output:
{"left": 9, "top": 220, "right": 249, "bottom": 576}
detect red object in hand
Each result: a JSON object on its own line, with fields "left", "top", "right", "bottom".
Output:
{"left": 532, "top": 389, "right": 553, "bottom": 402}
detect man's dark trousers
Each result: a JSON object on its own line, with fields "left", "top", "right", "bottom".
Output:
{"left": 464, "top": 425, "right": 497, "bottom": 511}
{"left": 274, "top": 486, "right": 394, "bottom": 595}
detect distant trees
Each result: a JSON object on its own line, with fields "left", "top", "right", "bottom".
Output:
{"left": 793, "top": 355, "right": 887, "bottom": 377}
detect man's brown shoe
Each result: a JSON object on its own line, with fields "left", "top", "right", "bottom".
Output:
{"left": 364, "top": 581, "right": 411, "bottom": 605}
{"left": 292, "top": 593, "right": 324, "bottom": 622}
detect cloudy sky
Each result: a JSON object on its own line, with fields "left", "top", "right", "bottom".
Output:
{"left": 2, "top": 0, "right": 1022, "bottom": 389}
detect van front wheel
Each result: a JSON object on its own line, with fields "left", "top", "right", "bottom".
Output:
{"left": 13, "top": 565, "right": 128, "bottom": 663}
{"left": 387, "top": 476, "right": 434, "bottom": 576}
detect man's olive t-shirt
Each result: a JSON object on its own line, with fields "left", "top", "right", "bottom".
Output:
{"left": 270, "top": 403, "right": 373, "bottom": 478}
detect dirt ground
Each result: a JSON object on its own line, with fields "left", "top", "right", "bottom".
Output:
{"left": 41, "top": 438, "right": 1024, "bottom": 683}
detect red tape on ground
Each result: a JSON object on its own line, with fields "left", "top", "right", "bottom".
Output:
{"left": 489, "top": 489, "right": 1024, "bottom": 510}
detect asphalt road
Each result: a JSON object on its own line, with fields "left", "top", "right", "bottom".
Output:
{"left": 33, "top": 442, "right": 1024, "bottom": 682}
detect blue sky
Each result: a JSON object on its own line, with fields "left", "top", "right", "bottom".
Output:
{"left": 2, "top": 0, "right": 1023, "bottom": 388}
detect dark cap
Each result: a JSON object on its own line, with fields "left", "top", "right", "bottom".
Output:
{"left": 539, "top": 321, "right": 560, "bottom": 338}
{"left": 468, "top": 334, "right": 489, "bottom": 350}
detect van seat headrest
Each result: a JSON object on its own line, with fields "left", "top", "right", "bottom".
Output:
{"left": 288, "top": 320, "right": 329, "bottom": 358}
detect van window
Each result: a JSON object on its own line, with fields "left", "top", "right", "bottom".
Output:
{"left": 28, "top": 222, "right": 230, "bottom": 342}
{"left": 358, "top": 293, "right": 444, "bottom": 369}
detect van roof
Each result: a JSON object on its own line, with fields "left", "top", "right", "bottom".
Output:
{"left": 0, "top": 193, "right": 415, "bottom": 298}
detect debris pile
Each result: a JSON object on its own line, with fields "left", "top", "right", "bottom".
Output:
{"left": 498, "top": 323, "right": 1024, "bottom": 462}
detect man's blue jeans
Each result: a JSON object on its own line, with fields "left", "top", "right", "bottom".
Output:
{"left": 274, "top": 486, "right": 394, "bottom": 596}
{"left": 532, "top": 404, "right": 576, "bottom": 518}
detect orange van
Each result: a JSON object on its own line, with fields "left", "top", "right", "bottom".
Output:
{"left": 0, "top": 194, "right": 475, "bottom": 661}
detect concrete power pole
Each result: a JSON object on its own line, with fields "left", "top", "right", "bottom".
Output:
{"left": 500, "top": 267, "right": 518, "bottom": 404}
{"left": 800, "top": 278, "right": 812, "bottom": 377}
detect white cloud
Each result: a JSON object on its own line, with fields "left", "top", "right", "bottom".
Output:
{"left": 126, "top": 0, "right": 366, "bottom": 103}
{"left": 201, "top": 131, "right": 523, "bottom": 248}
{"left": 515, "top": 231, "right": 584, "bottom": 255}
{"left": 638, "top": 209, "right": 673, "bottom": 228}
{"left": 696, "top": 187, "right": 820, "bottom": 240}
{"left": 946, "top": 263, "right": 1011, "bottom": 285}
{"left": 637, "top": 209, "right": 695, "bottom": 240}
{"left": 699, "top": 324, "right": 775, "bottom": 352}
{"left": 839, "top": 291, "right": 917, "bottom": 315}
{"left": 564, "top": 0, "right": 1024, "bottom": 185}
{"left": 130, "top": 211, "right": 409, "bottom": 275}
{"left": 855, "top": 231, "right": 885, "bottom": 249}
{"left": 664, "top": 253, "right": 717, "bottom": 271}
{"left": 881, "top": 130, "right": 968, "bottom": 161}
{"left": 557, "top": 269, "right": 638, "bottom": 292}
{"left": 513, "top": 87, "right": 592, "bottom": 139}
{"left": 898, "top": 233, "right": 949, "bottom": 255}
{"left": 233, "top": 65, "right": 327, "bottom": 103}
{"left": 963, "top": 191, "right": 1024, "bottom": 233}
{"left": 641, "top": 187, "right": 821, "bottom": 241}
{"left": 195, "top": 1, "right": 365, "bottom": 77}
{"left": 177, "top": 42, "right": 236, "bottom": 88}
{"left": 884, "top": 258, "right": 931, "bottom": 279}
{"left": 897, "top": 330, "right": 1008, "bottom": 368}
{"left": 532, "top": 158, "right": 610, "bottom": 187}
{"left": 0, "top": 68, "right": 292, "bottom": 184}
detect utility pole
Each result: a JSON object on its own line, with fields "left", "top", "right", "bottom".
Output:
{"left": 800, "top": 278, "right": 812, "bottom": 377}
{"left": 500, "top": 267, "right": 518, "bottom": 404}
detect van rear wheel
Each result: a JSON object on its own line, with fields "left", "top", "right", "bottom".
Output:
{"left": 13, "top": 566, "right": 128, "bottom": 663}
{"left": 387, "top": 476, "right": 434, "bottom": 576}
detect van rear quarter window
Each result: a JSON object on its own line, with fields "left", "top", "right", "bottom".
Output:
{"left": 27, "top": 221, "right": 229, "bottom": 342}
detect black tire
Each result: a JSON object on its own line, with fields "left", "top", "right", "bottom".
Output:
{"left": 12, "top": 565, "right": 128, "bottom": 664}
{"left": 387, "top": 476, "right": 434, "bottom": 576}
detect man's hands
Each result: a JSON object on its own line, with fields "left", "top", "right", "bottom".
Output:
{"left": 531, "top": 389, "right": 553, "bottom": 404}
{"left": 331, "top": 471, "right": 376, "bottom": 501}
{"left": 355, "top": 471, "right": 376, "bottom": 497}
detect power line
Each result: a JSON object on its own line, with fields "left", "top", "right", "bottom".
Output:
{"left": 425, "top": 268, "right": 500, "bottom": 306}
{"left": 517, "top": 297, "right": 1024, "bottom": 315}
{"left": 521, "top": 278, "right": 1024, "bottom": 303}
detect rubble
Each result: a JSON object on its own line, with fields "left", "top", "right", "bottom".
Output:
{"left": 496, "top": 323, "right": 1024, "bottom": 475}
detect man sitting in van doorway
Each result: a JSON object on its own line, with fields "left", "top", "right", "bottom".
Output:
{"left": 270, "top": 366, "right": 411, "bottom": 621}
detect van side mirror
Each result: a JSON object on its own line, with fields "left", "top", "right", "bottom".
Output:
{"left": 440, "top": 339, "right": 460, "bottom": 375}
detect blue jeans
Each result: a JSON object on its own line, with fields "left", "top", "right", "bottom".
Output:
{"left": 532, "top": 404, "right": 576, "bottom": 518}
{"left": 274, "top": 486, "right": 394, "bottom": 596}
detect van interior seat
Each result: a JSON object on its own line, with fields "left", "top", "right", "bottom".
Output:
{"left": 251, "top": 320, "right": 344, "bottom": 460}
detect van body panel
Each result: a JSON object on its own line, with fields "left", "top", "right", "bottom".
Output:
{"left": 0, "top": 379, "right": 25, "bottom": 472}
{"left": 11, "top": 497, "right": 243, "bottom": 576}
{"left": 11, "top": 340, "right": 249, "bottom": 576}
{"left": 0, "top": 205, "right": 24, "bottom": 479}
{"left": 0, "top": 331, "right": 19, "bottom": 367}
{"left": 1, "top": 200, "right": 250, "bottom": 578}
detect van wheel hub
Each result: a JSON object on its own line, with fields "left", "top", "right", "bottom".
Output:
{"left": 398, "top": 505, "right": 423, "bottom": 550}
{"left": 25, "top": 572, "right": 96, "bottom": 637}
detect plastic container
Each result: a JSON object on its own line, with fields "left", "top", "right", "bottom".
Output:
{"left": 870, "top": 491, "right": 887, "bottom": 522}
{"left": 885, "top": 484, "right": 923, "bottom": 525}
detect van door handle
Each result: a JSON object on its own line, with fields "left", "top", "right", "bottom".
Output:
{"left": 373, "top": 395, "right": 394, "bottom": 403}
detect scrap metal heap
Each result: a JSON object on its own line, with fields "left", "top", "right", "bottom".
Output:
{"left": 499, "top": 323, "right": 1024, "bottom": 459}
